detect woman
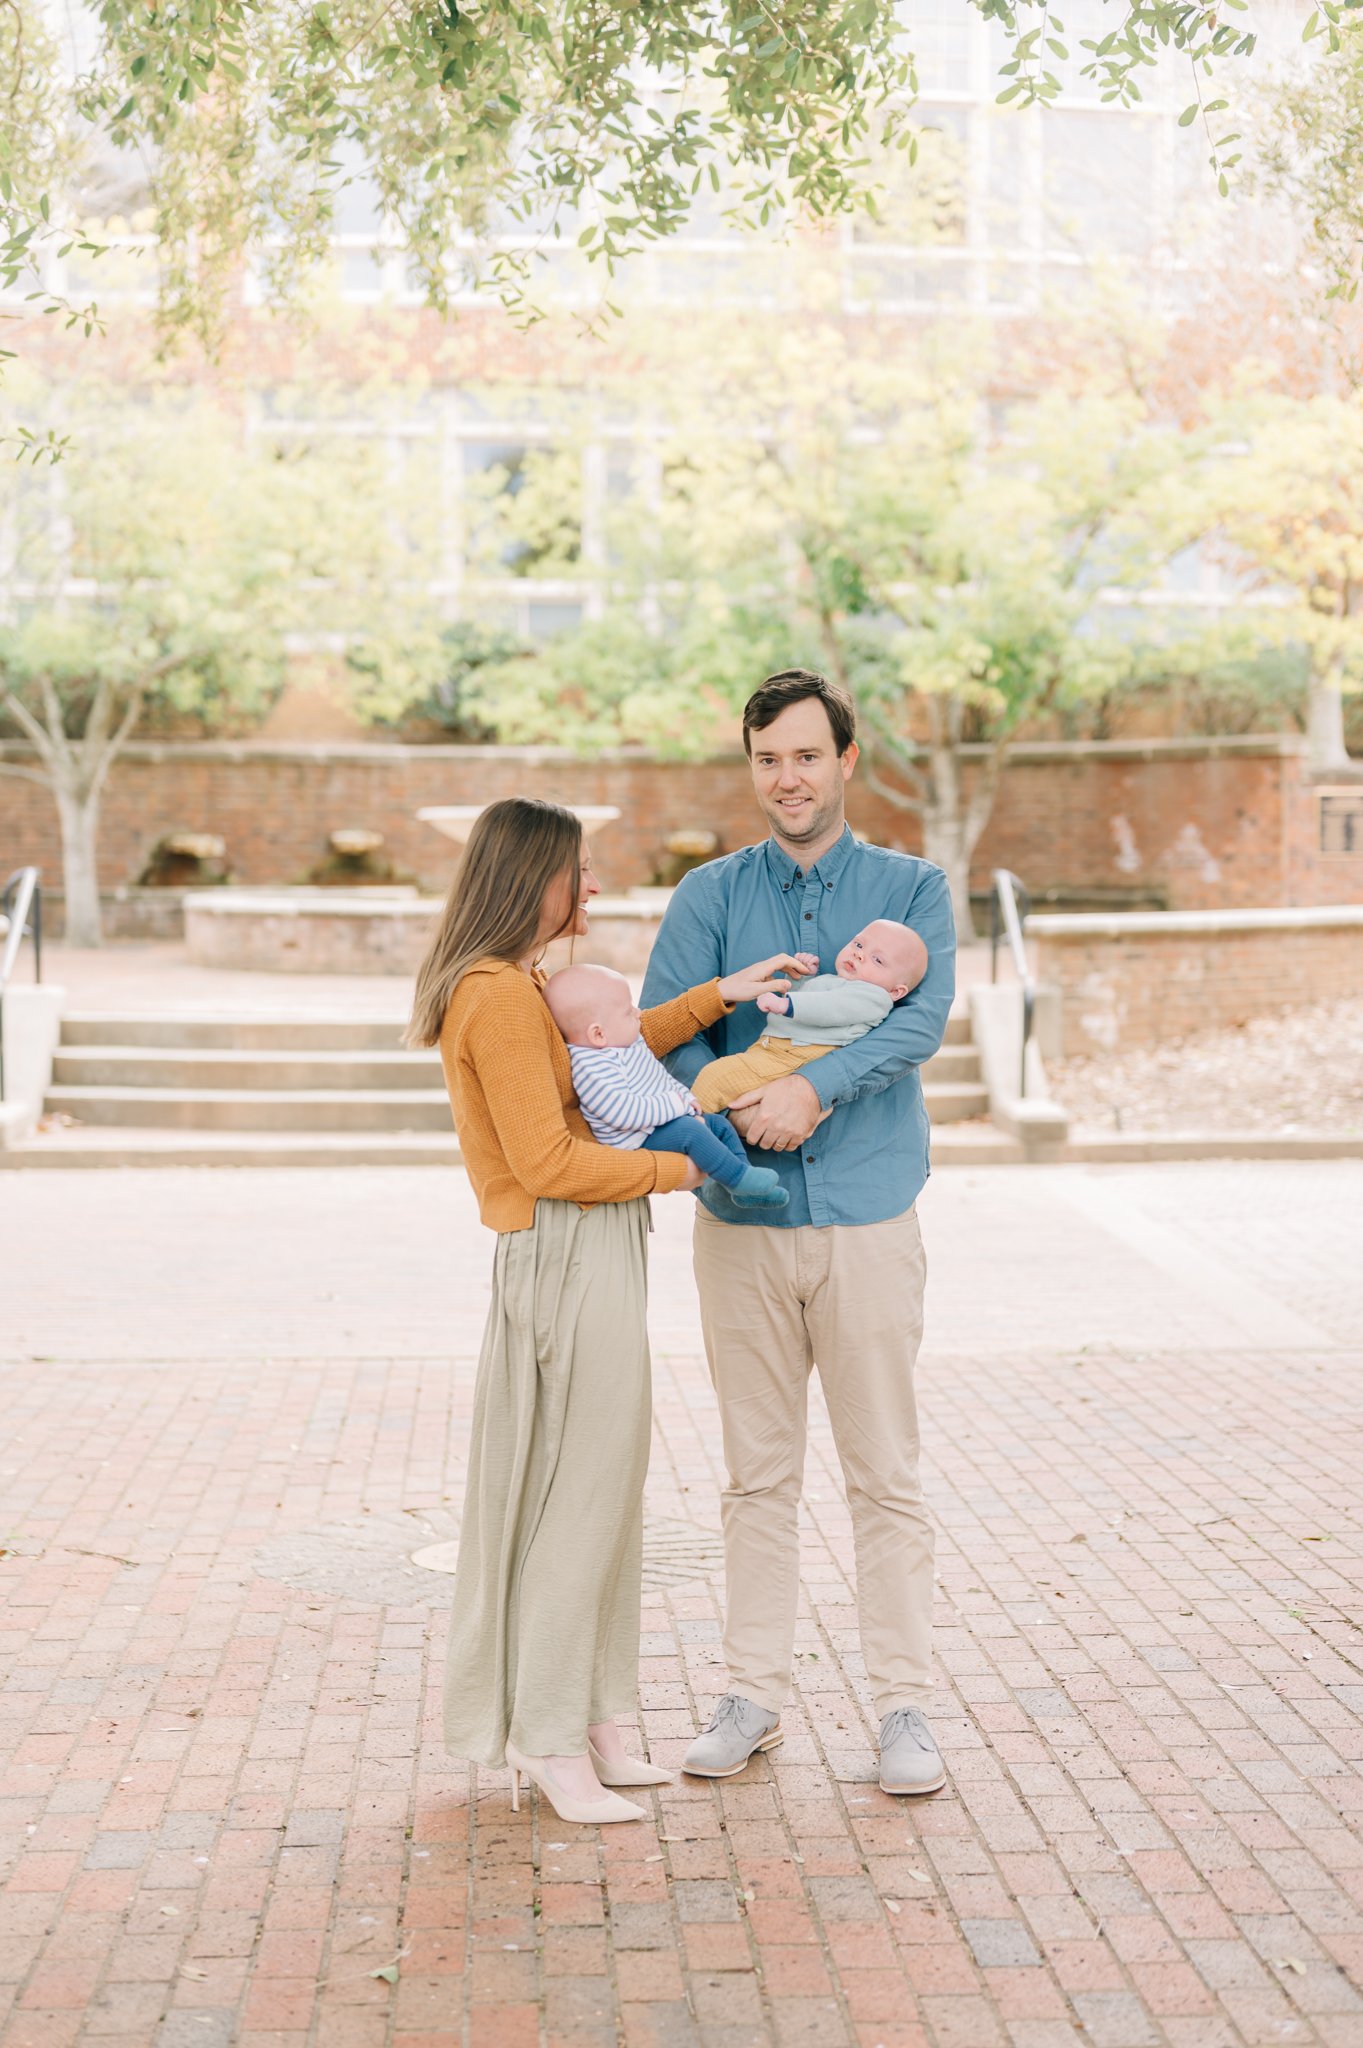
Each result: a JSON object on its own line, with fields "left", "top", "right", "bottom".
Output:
{"left": 409, "top": 796, "right": 802, "bottom": 1825}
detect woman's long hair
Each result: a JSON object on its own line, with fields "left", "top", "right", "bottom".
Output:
{"left": 406, "top": 797, "right": 583, "bottom": 1048}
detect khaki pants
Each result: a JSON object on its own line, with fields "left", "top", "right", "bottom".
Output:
{"left": 691, "top": 1035, "right": 831, "bottom": 1114}
{"left": 692, "top": 1202, "right": 932, "bottom": 1718}
{"left": 444, "top": 1198, "right": 652, "bottom": 1764}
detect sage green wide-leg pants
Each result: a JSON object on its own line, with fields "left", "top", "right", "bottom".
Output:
{"left": 444, "top": 1196, "right": 652, "bottom": 1765}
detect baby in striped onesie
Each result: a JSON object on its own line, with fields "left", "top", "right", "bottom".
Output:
{"left": 544, "top": 964, "right": 789, "bottom": 1209}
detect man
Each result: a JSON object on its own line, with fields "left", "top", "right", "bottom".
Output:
{"left": 640, "top": 669, "right": 956, "bottom": 1795}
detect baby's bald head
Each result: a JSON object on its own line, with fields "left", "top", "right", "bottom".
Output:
{"left": 835, "top": 919, "right": 929, "bottom": 1001}
{"left": 545, "top": 963, "right": 641, "bottom": 1048}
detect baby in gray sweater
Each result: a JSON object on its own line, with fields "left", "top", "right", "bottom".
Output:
{"left": 691, "top": 918, "right": 929, "bottom": 1114}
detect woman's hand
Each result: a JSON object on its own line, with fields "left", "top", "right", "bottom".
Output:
{"left": 717, "top": 953, "right": 817, "bottom": 1006}
{"left": 677, "top": 1159, "right": 707, "bottom": 1190}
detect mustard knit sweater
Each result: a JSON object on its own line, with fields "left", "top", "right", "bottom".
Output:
{"left": 438, "top": 956, "right": 731, "bottom": 1232}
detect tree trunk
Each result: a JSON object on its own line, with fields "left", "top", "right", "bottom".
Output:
{"left": 1307, "top": 674, "right": 1351, "bottom": 774}
{"left": 921, "top": 799, "right": 978, "bottom": 942}
{"left": 55, "top": 782, "right": 104, "bottom": 947}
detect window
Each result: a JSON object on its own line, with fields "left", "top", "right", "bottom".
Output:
{"left": 910, "top": 0, "right": 972, "bottom": 93}
{"left": 1042, "top": 110, "right": 1156, "bottom": 261}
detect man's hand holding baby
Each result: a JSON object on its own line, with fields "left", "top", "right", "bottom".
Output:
{"left": 728, "top": 1075, "right": 830, "bottom": 1151}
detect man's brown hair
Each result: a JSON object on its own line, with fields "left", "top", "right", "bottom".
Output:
{"left": 742, "top": 668, "right": 857, "bottom": 757}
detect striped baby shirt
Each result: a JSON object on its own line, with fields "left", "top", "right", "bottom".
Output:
{"left": 568, "top": 1036, "right": 699, "bottom": 1150}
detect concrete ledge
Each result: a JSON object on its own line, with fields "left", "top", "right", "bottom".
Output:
{"left": 1064, "top": 1131, "right": 1363, "bottom": 1162}
{"left": 1030, "top": 905, "right": 1363, "bottom": 941}
{"left": 967, "top": 983, "right": 1069, "bottom": 1155}
{"left": 0, "top": 983, "right": 66, "bottom": 1145}
{"left": 183, "top": 889, "right": 666, "bottom": 976}
{"left": 1032, "top": 904, "right": 1363, "bottom": 1053}
{"left": 185, "top": 890, "right": 438, "bottom": 975}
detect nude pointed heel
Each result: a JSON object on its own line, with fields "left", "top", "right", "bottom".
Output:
{"left": 587, "top": 1737, "right": 673, "bottom": 1788}
{"left": 504, "top": 1740, "right": 646, "bottom": 1825}
{"left": 510, "top": 1766, "right": 521, "bottom": 1813}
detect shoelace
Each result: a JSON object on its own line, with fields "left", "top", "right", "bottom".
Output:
{"left": 881, "top": 1707, "right": 933, "bottom": 1752}
{"left": 707, "top": 1694, "right": 749, "bottom": 1734}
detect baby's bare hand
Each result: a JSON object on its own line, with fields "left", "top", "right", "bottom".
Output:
{"left": 717, "top": 954, "right": 815, "bottom": 1006}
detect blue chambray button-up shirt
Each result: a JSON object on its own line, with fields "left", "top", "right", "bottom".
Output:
{"left": 639, "top": 826, "right": 956, "bottom": 1229}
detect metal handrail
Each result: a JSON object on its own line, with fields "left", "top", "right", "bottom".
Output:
{"left": 0, "top": 867, "right": 42, "bottom": 1103}
{"left": 989, "top": 868, "right": 1033, "bottom": 1099}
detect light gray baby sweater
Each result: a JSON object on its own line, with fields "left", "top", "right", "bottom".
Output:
{"left": 764, "top": 974, "right": 893, "bottom": 1046}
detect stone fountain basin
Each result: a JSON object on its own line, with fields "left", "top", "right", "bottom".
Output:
{"left": 418, "top": 803, "right": 621, "bottom": 844}
{"left": 183, "top": 886, "right": 667, "bottom": 976}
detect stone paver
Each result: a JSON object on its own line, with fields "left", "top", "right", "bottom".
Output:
{"left": 1, "top": 1159, "right": 1361, "bottom": 2048}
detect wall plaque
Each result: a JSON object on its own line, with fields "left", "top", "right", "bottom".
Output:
{"left": 1319, "top": 788, "right": 1363, "bottom": 856}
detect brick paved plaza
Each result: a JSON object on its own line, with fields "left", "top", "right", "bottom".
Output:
{"left": 2, "top": 1160, "right": 1362, "bottom": 2048}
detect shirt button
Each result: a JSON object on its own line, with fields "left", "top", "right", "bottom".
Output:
{"left": 804, "top": 912, "right": 813, "bottom": 921}
{"left": 805, "top": 1154, "right": 815, "bottom": 1164}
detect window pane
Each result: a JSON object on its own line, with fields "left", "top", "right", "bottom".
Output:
{"left": 526, "top": 600, "right": 584, "bottom": 638}
{"left": 911, "top": 0, "right": 972, "bottom": 93}
{"left": 855, "top": 106, "right": 970, "bottom": 247}
{"left": 1042, "top": 111, "right": 1156, "bottom": 259}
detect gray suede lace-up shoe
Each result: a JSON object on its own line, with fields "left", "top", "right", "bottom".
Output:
{"left": 682, "top": 1694, "right": 783, "bottom": 1778}
{"left": 878, "top": 1707, "right": 947, "bottom": 1796}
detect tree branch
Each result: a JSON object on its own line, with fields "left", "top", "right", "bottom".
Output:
{"left": 87, "top": 687, "right": 145, "bottom": 802}
{"left": 864, "top": 761, "right": 923, "bottom": 816}
{"left": 0, "top": 757, "right": 53, "bottom": 790}
{"left": 859, "top": 702, "right": 928, "bottom": 801}
{"left": 1, "top": 689, "right": 57, "bottom": 769}
{"left": 963, "top": 734, "right": 1010, "bottom": 852}
{"left": 35, "top": 672, "right": 73, "bottom": 775}
{"left": 81, "top": 672, "right": 117, "bottom": 769}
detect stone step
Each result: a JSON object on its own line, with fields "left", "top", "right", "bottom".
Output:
{"left": 0, "top": 1129, "right": 463, "bottom": 1169}
{"left": 921, "top": 1082, "right": 990, "bottom": 1124}
{"left": 61, "top": 1009, "right": 978, "bottom": 1056}
{"left": 45, "top": 1085, "right": 455, "bottom": 1132}
{"left": 52, "top": 1042, "right": 977, "bottom": 1092}
{"left": 929, "top": 1124, "right": 1026, "bottom": 1164}
{"left": 920, "top": 1045, "right": 981, "bottom": 1083}
{"left": 47, "top": 1079, "right": 987, "bottom": 1133}
{"left": 52, "top": 1047, "right": 442, "bottom": 1091}
{"left": 3, "top": 1125, "right": 1023, "bottom": 1169}
{"left": 59, "top": 1012, "right": 409, "bottom": 1052}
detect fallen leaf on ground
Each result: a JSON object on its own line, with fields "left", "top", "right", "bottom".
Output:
{"left": 367, "top": 1965, "right": 400, "bottom": 1983}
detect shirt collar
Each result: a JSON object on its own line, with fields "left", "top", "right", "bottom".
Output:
{"left": 764, "top": 823, "right": 857, "bottom": 892}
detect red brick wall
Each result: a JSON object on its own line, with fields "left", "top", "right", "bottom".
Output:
{"left": 4, "top": 735, "right": 1362, "bottom": 914}
{"left": 1033, "top": 912, "right": 1363, "bottom": 1054}
{"left": 973, "top": 745, "right": 1297, "bottom": 911}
